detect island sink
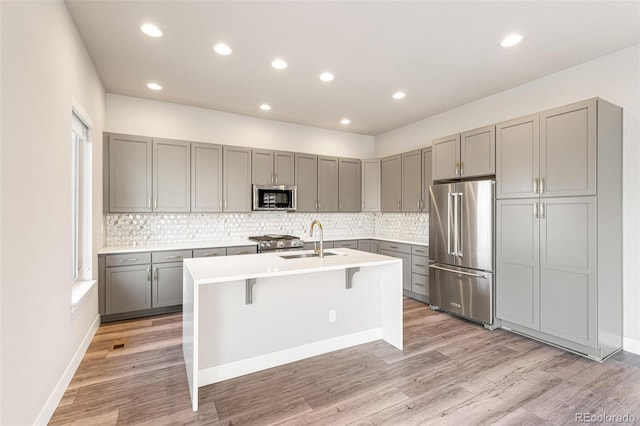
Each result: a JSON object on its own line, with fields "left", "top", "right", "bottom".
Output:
{"left": 279, "top": 251, "right": 341, "bottom": 260}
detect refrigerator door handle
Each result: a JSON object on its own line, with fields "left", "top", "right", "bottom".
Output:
{"left": 447, "top": 193, "right": 453, "bottom": 256}
{"left": 457, "top": 193, "right": 463, "bottom": 258}
{"left": 429, "top": 264, "right": 487, "bottom": 279}
{"left": 452, "top": 193, "right": 458, "bottom": 257}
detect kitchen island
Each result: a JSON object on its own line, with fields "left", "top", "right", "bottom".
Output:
{"left": 182, "top": 248, "right": 403, "bottom": 411}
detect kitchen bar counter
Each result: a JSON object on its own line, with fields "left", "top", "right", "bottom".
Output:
{"left": 182, "top": 248, "right": 403, "bottom": 411}
{"left": 99, "top": 234, "right": 427, "bottom": 254}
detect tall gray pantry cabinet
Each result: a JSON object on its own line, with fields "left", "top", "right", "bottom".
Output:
{"left": 495, "top": 98, "right": 622, "bottom": 360}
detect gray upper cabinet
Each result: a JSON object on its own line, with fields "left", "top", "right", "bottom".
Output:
{"left": 361, "top": 159, "right": 380, "bottom": 212}
{"left": 252, "top": 149, "right": 274, "bottom": 184}
{"left": 153, "top": 139, "right": 191, "bottom": 212}
{"left": 295, "top": 153, "right": 318, "bottom": 212}
{"left": 540, "top": 100, "right": 596, "bottom": 197}
{"left": 432, "top": 126, "right": 495, "bottom": 181}
{"left": 338, "top": 158, "right": 361, "bottom": 212}
{"left": 401, "top": 150, "right": 422, "bottom": 212}
{"left": 421, "top": 148, "right": 433, "bottom": 212}
{"left": 496, "top": 114, "right": 540, "bottom": 199}
{"left": 108, "top": 133, "right": 153, "bottom": 212}
{"left": 223, "top": 146, "right": 252, "bottom": 212}
{"left": 381, "top": 155, "right": 401, "bottom": 212}
{"left": 497, "top": 100, "right": 597, "bottom": 199}
{"left": 460, "top": 125, "right": 495, "bottom": 178}
{"left": 252, "top": 149, "right": 295, "bottom": 185}
{"left": 317, "top": 156, "right": 339, "bottom": 212}
{"left": 191, "top": 143, "right": 223, "bottom": 212}
{"left": 432, "top": 134, "right": 460, "bottom": 181}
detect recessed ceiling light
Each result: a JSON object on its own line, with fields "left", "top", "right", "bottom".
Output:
{"left": 392, "top": 91, "right": 406, "bottom": 100}
{"left": 259, "top": 103, "right": 272, "bottom": 111}
{"left": 140, "top": 23, "right": 162, "bottom": 38}
{"left": 340, "top": 118, "right": 351, "bottom": 125}
{"left": 146, "top": 82, "right": 162, "bottom": 91}
{"left": 500, "top": 34, "right": 523, "bottom": 47}
{"left": 213, "top": 43, "right": 232, "bottom": 55}
{"left": 271, "top": 58, "right": 288, "bottom": 70}
{"left": 319, "top": 72, "right": 335, "bottom": 82}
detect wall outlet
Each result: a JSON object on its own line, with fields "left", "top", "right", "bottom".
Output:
{"left": 329, "top": 309, "right": 336, "bottom": 323}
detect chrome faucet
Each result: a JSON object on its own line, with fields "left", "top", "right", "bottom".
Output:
{"left": 309, "top": 219, "right": 324, "bottom": 258}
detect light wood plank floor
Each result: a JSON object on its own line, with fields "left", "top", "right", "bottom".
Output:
{"left": 51, "top": 298, "right": 640, "bottom": 425}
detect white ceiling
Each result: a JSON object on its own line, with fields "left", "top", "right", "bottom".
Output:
{"left": 65, "top": 1, "right": 640, "bottom": 136}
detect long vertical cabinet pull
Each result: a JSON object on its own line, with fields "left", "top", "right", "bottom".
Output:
{"left": 533, "top": 178, "right": 539, "bottom": 194}
{"left": 534, "top": 202, "right": 539, "bottom": 218}
{"left": 153, "top": 267, "right": 158, "bottom": 280}
{"left": 540, "top": 202, "right": 545, "bottom": 218}
{"left": 146, "top": 267, "right": 151, "bottom": 281}
{"left": 540, "top": 178, "right": 545, "bottom": 194}
{"left": 457, "top": 193, "right": 463, "bottom": 258}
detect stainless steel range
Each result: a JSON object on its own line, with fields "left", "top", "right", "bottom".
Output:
{"left": 248, "top": 234, "right": 304, "bottom": 253}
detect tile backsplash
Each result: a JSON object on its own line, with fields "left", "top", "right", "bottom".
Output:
{"left": 105, "top": 212, "right": 428, "bottom": 246}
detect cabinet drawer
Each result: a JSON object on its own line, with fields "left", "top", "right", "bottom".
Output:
{"left": 411, "top": 273, "right": 428, "bottom": 296}
{"left": 193, "top": 247, "right": 226, "bottom": 258}
{"left": 411, "top": 254, "right": 429, "bottom": 275}
{"left": 227, "top": 245, "right": 257, "bottom": 256}
{"left": 334, "top": 240, "right": 357, "bottom": 249}
{"left": 379, "top": 241, "right": 411, "bottom": 254}
{"left": 105, "top": 252, "right": 151, "bottom": 267}
{"left": 411, "top": 245, "right": 429, "bottom": 257}
{"left": 152, "top": 250, "right": 193, "bottom": 263}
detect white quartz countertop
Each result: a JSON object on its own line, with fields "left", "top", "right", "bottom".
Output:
{"left": 184, "top": 248, "right": 401, "bottom": 285}
{"left": 98, "top": 234, "right": 427, "bottom": 255}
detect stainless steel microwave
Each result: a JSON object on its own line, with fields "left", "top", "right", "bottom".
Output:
{"left": 252, "top": 184, "right": 297, "bottom": 211}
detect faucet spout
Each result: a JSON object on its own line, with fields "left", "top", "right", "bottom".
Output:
{"left": 309, "top": 219, "right": 324, "bottom": 258}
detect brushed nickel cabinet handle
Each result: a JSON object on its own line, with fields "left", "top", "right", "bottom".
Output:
{"left": 414, "top": 282, "right": 425, "bottom": 287}
{"left": 146, "top": 267, "right": 151, "bottom": 282}
{"left": 455, "top": 161, "right": 460, "bottom": 176}
{"left": 460, "top": 161, "right": 464, "bottom": 175}
{"left": 540, "top": 178, "right": 545, "bottom": 194}
{"left": 153, "top": 267, "right": 158, "bottom": 280}
{"left": 202, "top": 253, "right": 219, "bottom": 257}
{"left": 219, "top": 199, "right": 222, "bottom": 210}
{"left": 147, "top": 197, "right": 151, "bottom": 209}
{"left": 165, "top": 255, "right": 183, "bottom": 260}
{"left": 154, "top": 197, "right": 158, "bottom": 210}
{"left": 534, "top": 202, "right": 538, "bottom": 218}
{"left": 397, "top": 201, "right": 400, "bottom": 210}
{"left": 119, "top": 258, "right": 138, "bottom": 262}
{"left": 540, "top": 202, "right": 545, "bottom": 218}
{"left": 533, "top": 178, "right": 539, "bottom": 194}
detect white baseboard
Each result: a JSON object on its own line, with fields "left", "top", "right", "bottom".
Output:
{"left": 34, "top": 314, "right": 100, "bottom": 425}
{"left": 199, "top": 328, "right": 383, "bottom": 386}
{"left": 623, "top": 337, "right": 640, "bottom": 355}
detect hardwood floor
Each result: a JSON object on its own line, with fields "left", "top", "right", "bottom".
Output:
{"left": 51, "top": 298, "right": 640, "bottom": 425}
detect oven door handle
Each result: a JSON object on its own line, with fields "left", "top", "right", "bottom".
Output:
{"left": 429, "top": 264, "right": 487, "bottom": 279}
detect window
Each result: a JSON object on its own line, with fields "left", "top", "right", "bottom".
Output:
{"left": 71, "top": 110, "right": 91, "bottom": 283}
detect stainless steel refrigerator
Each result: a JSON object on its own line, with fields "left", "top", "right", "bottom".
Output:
{"left": 428, "top": 179, "right": 495, "bottom": 327}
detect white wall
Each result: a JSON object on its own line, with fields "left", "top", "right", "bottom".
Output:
{"left": 376, "top": 44, "right": 640, "bottom": 353}
{"left": 0, "top": 1, "right": 105, "bottom": 424}
{"left": 107, "top": 94, "right": 375, "bottom": 159}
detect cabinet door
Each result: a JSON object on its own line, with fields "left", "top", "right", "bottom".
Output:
{"left": 381, "top": 250, "right": 411, "bottom": 290}
{"left": 108, "top": 134, "right": 152, "bottom": 212}
{"left": 317, "top": 156, "right": 339, "bottom": 212}
{"left": 401, "top": 150, "right": 422, "bottom": 212}
{"left": 496, "top": 199, "right": 540, "bottom": 330}
{"left": 460, "top": 125, "right": 495, "bottom": 178}
{"left": 496, "top": 114, "right": 540, "bottom": 199}
{"left": 539, "top": 197, "right": 597, "bottom": 347}
{"left": 370, "top": 240, "right": 381, "bottom": 254}
{"left": 252, "top": 149, "right": 274, "bottom": 184}
{"left": 421, "top": 148, "right": 432, "bottom": 212}
{"left": 381, "top": 155, "right": 401, "bottom": 212}
{"left": 295, "top": 153, "right": 318, "bottom": 212}
{"left": 274, "top": 151, "right": 295, "bottom": 185}
{"left": 540, "top": 100, "right": 596, "bottom": 197}
{"left": 191, "top": 143, "right": 222, "bottom": 212}
{"left": 105, "top": 265, "right": 151, "bottom": 314}
{"left": 357, "top": 240, "right": 371, "bottom": 252}
{"left": 338, "top": 158, "right": 361, "bottom": 212}
{"left": 223, "top": 146, "right": 252, "bottom": 212}
{"left": 432, "top": 134, "right": 460, "bottom": 181}
{"left": 152, "top": 261, "right": 183, "bottom": 308}
{"left": 361, "top": 159, "right": 380, "bottom": 212}
{"left": 153, "top": 139, "right": 190, "bottom": 212}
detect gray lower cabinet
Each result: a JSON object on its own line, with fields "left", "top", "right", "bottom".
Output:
{"left": 381, "top": 155, "right": 401, "bottom": 212}
{"left": 497, "top": 197, "right": 599, "bottom": 352}
{"left": 379, "top": 241, "right": 429, "bottom": 302}
{"left": 191, "top": 143, "right": 222, "bottom": 212}
{"left": 193, "top": 247, "right": 226, "bottom": 258}
{"left": 152, "top": 261, "right": 184, "bottom": 308}
{"left": 106, "top": 133, "right": 153, "bottom": 212}
{"left": 153, "top": 139, "right": 191, "bottom": 212}
{"left": 295, "top": 153, "right": 318, "bottom": 212}
{"left": 223, "top": 146, "right": 252, "bottom": 212}
{"left": 380, "top": 249, "right": 411, "bottom": 291}
{"left": 333, "top": 240, "right": 357, "bottom": 249}
{"left": 317, "top": 156, "right": 339, "bottom": 212}
{"left": 226, "top": 245, "right": 258, "bottom": 256}
{"left": 357, "top": 239, "right": 371, "bottom": 252}
{"left": 411, "top": 254, "right": 429, "bottom": 297}
{"left": 370, "top": 240, "right": 381, "bottom": 254}
{"left": 338, "top": 158, "right": 361, "bottom": 212}
{"left": 105, "top": 264, "right": 151, "bottom": 315}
